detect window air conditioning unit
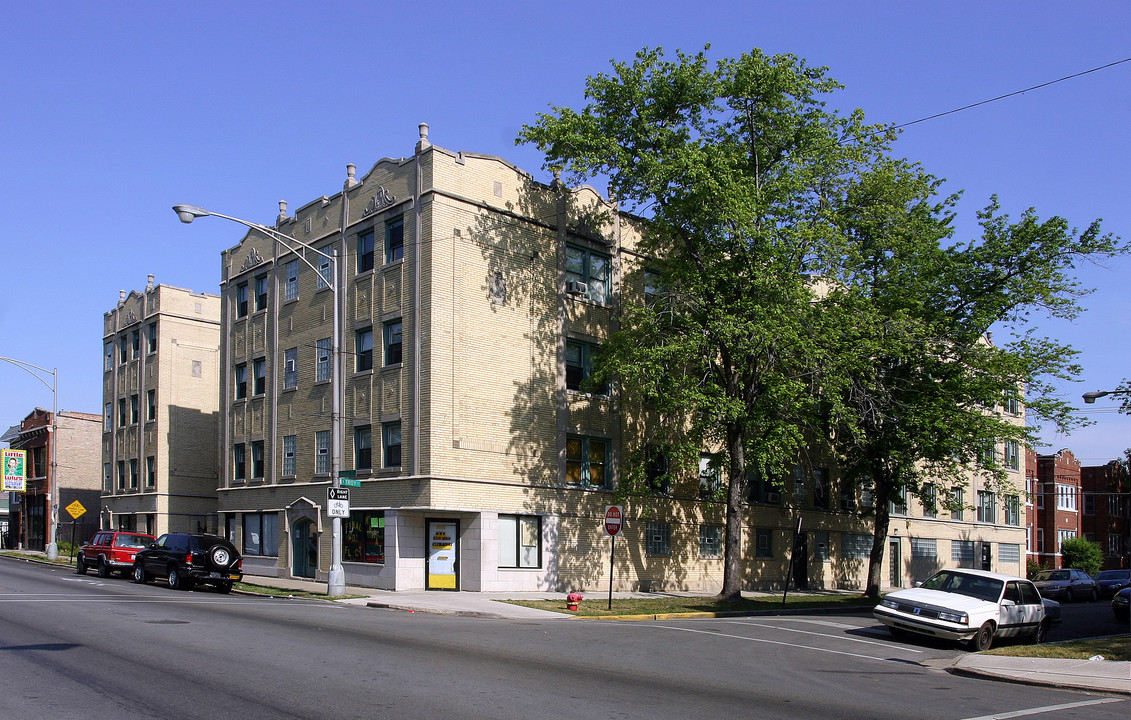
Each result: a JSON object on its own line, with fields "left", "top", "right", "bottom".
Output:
{"left": 566, "top": 281, "right": 588, "bottom": 295}
{"left": 765, "top": 492, "right": 781, "bottom": 505}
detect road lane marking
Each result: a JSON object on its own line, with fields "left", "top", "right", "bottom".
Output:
{"left": 648, "top": 623, "right": 909, "bottom": 662}
{"left": 725, "top": 619, "right": 925, "bottom": 653}
{"left": 956, "top": 698, "right": 1125, "bottom": 719}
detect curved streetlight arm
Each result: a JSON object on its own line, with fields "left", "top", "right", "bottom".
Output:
{"left": 171, "top": 205, "right": 336, "bottom": 289}
{"left": 0, "top": 356, "right": 57, "bottom": 395}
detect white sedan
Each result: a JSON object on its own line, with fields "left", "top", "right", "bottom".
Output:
{"left": 873, "top": 568, "right": 1048, "bottom": 651}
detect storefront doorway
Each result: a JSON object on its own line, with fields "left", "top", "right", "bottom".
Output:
{"left": 426, "top": 519, "right": 458, "bottom": 590}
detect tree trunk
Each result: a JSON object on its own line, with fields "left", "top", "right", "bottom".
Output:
{"left": 865, "top": 465, "right": 892, "bottom": 601}
{"left": 719, "top": 425, "right": 746, "bottom": 602}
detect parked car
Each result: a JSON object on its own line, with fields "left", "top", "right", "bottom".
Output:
{"left": 874, "top": 568, "right": 1048, "bottom": 651}
{"left": 76, "top": 530, "right": 155, "bottom": 578}
{"left": 1031, "top": 568, "right": 1099, "bottom": 602}
{"left": 1112, "top": 587, "right": 1130, "bottom": 623}
{"left": 1094, "top": 569, "right": 1131, "bottom": 598}
{"left": 132, "top": 532, "right": 242, "bottom": 593}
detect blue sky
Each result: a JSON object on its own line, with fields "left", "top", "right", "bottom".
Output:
{"left": 2, "top": 1, "right": 1128, "bottom": 465}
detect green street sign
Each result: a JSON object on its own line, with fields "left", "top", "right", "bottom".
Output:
{"left": 339, "top": 470, "right": 357, "bottom": 478}
{"left": 341, "top": 477, "right": 361, "bottom": 487}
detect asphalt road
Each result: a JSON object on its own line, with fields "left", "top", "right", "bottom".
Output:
{"left": 1, "top": 558, "right": 1126, "bottom": 720}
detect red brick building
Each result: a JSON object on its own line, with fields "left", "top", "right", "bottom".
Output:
{"left": 1081, "top": 459, "right": 1130, "bottom": 570}
{"left": 1026, "top": 448, "right": 1083, "bottom": 570}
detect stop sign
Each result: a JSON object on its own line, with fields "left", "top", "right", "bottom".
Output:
{"left": 604, "top": 505, "right": 623, "bottom": 536}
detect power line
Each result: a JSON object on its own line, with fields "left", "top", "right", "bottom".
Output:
{"left": 894, "top": 56, "right": 1131, "bottom": 129}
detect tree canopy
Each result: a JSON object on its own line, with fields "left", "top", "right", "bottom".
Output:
{"left": 519, "top": 46, "right": 1127, "bottom": 600}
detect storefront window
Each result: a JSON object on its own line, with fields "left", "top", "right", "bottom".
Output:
{"left": 343, "top": 511, "right": 385, "bottom": 563}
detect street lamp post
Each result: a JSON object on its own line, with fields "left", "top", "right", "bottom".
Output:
{"left": 1, "top": 356, "right": 59, "bottom": 560}
{"left": 172, "top": 204, "right": 346, "bottom": 596}
{"left": 1082, "top": 389, "right": 1129, "bottom": 404}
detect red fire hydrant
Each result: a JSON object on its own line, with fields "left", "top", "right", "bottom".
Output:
{"left": 566, "top": 592, "right": 584, "bottom": 611}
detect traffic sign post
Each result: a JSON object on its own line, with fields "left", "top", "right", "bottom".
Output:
{"left": 604, "top": 506, "right": 623, "bottom": 610}
{"left": 327, "top": 487, "right": 350, "bottom": 518}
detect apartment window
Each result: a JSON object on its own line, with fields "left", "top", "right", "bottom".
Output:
{"left": 117, "top": 398, "right": 127, "bottom": 427}
{"left": 840, "top": 479, "right": 856, "bottom": 512}
{"left": 130, "top": 394, "right": 139, "bottom": 424}
{"left": 316, "top": 431, "right": 331, "bottom": 474}
{"left": 952, "top": 539, "right": 975, "bottom": 568}
{"left": 1111, "top": 495, "right": 1127, "bottom": 517}
{"left": 119, "top": 336, "right": 128, "bottom": 362}
{"left": 843, "top": 534, "right": 871, "bottom": 560}
{"left": 147, "top": 323, "right": 157, "bottom": 353}
{"left": 911, "top": 538, "right": 937, "bottom": 562}
{"left": 32, "top": 447, "right": 46, "bottom": 478}
{"left": 131, "top": 330, "right": 140, "bottom": 358}
{"left": 1056, "top": 529, "right": 1076, "bottom": 553}
{"left": 383, "top": 422, "right": 402, "bottom": 468}
{"left": 236, "top": 282, "right": 249, "bottom": 318}
{"left": 645, "top": 445, "right": 669, "bottom": 495}
{"left": 566, "top": 436, "right": 608, "bottom": 488}
{"left": 747, "top": 467, "right": 780, "bottom": 505}
{"left": 145, "top": 456, "right": 156, "bottom": 488}
{"left": 316, "top": 338, "right": 332, "bottom": 382}
{"left": 755, "top": 529, "right": 773, "bottom": 558}
{"left": 1036, "top": 529, "right": 1045, "bottom": 554}
{"left": 146, "top": 389, "right": 156, "bottom": 421}
{"left": 1084, "top": 492, "right": 1095, "bottom": 516}
{"left": 499, "top": 515, "right": 541, "bottom": 568}
{"left": 355, "top": 425, "right": 372, "bottom": 470}
{"left": 1005, "top": 397, "right": 1020, "bottom": 415}
{"left": 385, "top": 216, "right": 404, "bottom": 263}
{"left": 251, "top": 441, "right": 264, "bottom": 478}
{"left": 102, "top": 463, "right": 112, "bottom": 493}
{"left": 890, "top": 486, "right": 908, "bottom": 516}
{"left": 812, "top": 468, "right": 830, "bottom": 510}
{"left": 699, "top": 454, "right": 721, "bottom": 498}
{"left": 234, "top": 363, "right": 247, "bottom": 400}
{"left": 646, "top": 522, "right": 671, "bottom": 556}
{"left": 1109, "top": 534, "right": 1124, "bottom": 559}
{"left": 242, "top": 512, "right": 278, "bottom": 557}
{"left": 565, "top": 244, "right": 610, "bottom": 303}
{"left": 116, "top": 460, "right": 126, "bottom": 490}
{"left": 129, "top": 459, "right": 138, "bottom": 489}
{"left": 699, "top": 525, "right": 723, "bottom": 557}
{"left": 104, "top": 342, "right": 113, "bottom": 370}
{"left": 254, "top": 274, "right": 268, "bottom": 311}
{"left": 565, "top": 339, "right": 607, "bottom": 394}
{"left": 317, "top": 247, "right": 332, "bottom": 289}
{"left": 253, "top": 358, "right": 266, "bottom": 395}
{"left": 284, "top": 260, "right": 299, "bottom": 301}
{"left": 1005, "top": 495, "right": 1020, "bottom": 526}
{"left": 977, "top": 490, "right": 996, "bottom": 523}
{"left": 922, "top": 484, "right": 937, "bottom": 518}
{"left": 814, "top": 532, "right": 830, "bottom": 561}
{"left": 344, "top": 511, "right": 385, "bottom": 563}
{"left": 950, "top": 487, "right": 964, "bottom": 521}
{"left": 384, "top": 320, "right": 403, "bottom": 365}
{"left": 1055, "top": 484, "right": 1077, "bottom": 512}
{"left": 1036, "top": 482, "right": 1045, "bottom": 509}
{"left": 357, "top": 229, "right": 375, "bottom": 273}
{"left": 355, "top": 328, "right": 373, "bottom": 372}
{"left": 792, "top": 465, "right": 806, "bottom": 504}
{"left": 1004, "top": 440, "right": 1020, "bottom": 471}
{"left": 644, "top": 268, "right": 663, "bottom": 307}
{"left": 104, "top": 402, "right": 112, "bottom": 431}
{"left": 282, "top": 435, "right": 296, "bottom": 476}
{"left": 233, "top": 444, "right": 246, "bottom": 481}
{"left": 283, "top": 348, "right": 298, "bottom": 389}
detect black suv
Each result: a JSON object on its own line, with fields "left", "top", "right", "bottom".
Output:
{"left": 132, "top": 533, "right": 243, "bottom": 593}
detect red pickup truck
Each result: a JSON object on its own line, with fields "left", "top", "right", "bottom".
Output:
{"left": 77, "top": 531, "right": 155, "bottom": 578}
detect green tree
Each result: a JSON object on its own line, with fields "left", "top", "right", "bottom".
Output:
{"left": 1060, "top": 536, "right": 1103, "bottom": 577}
{"left": 519, "top": 46, "right": 902, "bottom": 600}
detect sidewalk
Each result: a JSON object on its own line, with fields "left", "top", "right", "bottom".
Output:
{"left": 237, "top": 574, "right": 1131, "bottom": 697}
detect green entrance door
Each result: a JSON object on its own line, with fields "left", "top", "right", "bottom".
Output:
{"left": 292, "top": 518, "right": 317, "bottom": 579}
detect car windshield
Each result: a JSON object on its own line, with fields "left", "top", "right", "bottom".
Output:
{"left": 1033, "top": 570, "right": 1069, "bottom": 581}
{"left": 113, "top": 534, "right": 151, "bottom": 549}
{"left": 920, "top": 571, "right": 1004, "bottom": 602}
{"left": 1096, "top": 570, "right": 1130, "bottom": 580}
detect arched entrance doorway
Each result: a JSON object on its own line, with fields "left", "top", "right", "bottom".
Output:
{"left": 292, "top": 518, "right": 317, "bottom": 579}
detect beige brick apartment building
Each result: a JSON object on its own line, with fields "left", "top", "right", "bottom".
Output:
{"left": 208, "top": 125, "right": 1026, "bottom": 592}
{"left": 101, "top": 277, "right": 221, "bottom": 536}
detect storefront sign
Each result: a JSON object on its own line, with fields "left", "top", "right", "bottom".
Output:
{"left": 2, "top": 449, "right": 26, "bottom": 492}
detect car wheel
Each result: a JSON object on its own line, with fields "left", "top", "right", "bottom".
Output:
{"left": 1090, "top": 588, "right": 1098, "bottom": 602}
{"left": 1029, "top": 619, "right": 1049, "bottom": 644}
{"left": 96, "top": 558, "right": 111, "bottom": 578}
{"left": 969, "top": 623, "right": 995, "bottom": 652}
{"left": 168, "top": 566, "right": 186, "bottom": 590}
{"left": 1067, "top": 588, "right": 1075, "bottom": 603}
{"left": 216, "top": 581, "right": 233, "bottom": 594}
{"left": 132, "top": 563, "right": 149, "bottom": 584}
{"left": 76, "top": 553, "right": 87, "bottom": 575}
